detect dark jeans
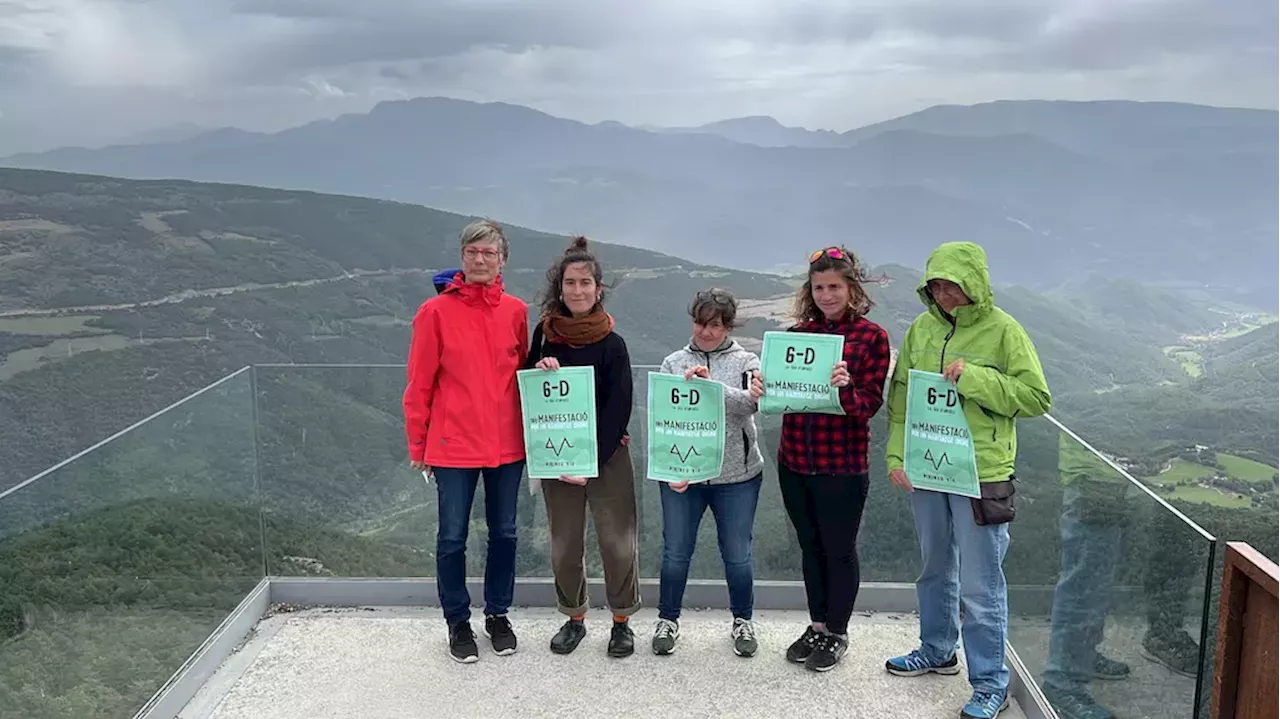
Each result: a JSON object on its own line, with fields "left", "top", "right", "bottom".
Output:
{"left": 658, "top": 474, "right": 763, "bottom": 621}
{"left": 778, "top": 464, "right": 870, "bottom": 635}
{"left": 433, "top": 461, "right": 524, "bottom": 626}
{"left": 1046, "top": 483, "right": 1199, "bottom": 686}
{"left": 1045, "top": 485, "right": 1124, "bottom": 685}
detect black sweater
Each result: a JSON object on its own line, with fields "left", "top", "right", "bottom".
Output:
{"left": 527, "top": 323, "right": 633, "bottom": 464}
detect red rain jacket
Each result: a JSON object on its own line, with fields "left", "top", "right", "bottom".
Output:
{"left": 403, "top": 273, "right": 529, "bottom": 468}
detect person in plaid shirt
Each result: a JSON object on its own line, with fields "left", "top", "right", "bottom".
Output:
{"left": 752, "top": 246, "right": 891, "bottom": 672}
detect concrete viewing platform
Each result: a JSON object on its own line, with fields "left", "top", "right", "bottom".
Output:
{"left": 179, "top": 607, "right": 1029, "bottom": 719}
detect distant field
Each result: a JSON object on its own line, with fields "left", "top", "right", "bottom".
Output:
{"left": 1182, "top": 316, "right": 1279, "bottom": 343}
{"left": 1154, "top": 458, "right": 1216, "bottom": 484}
{"left": 1218, "top": 453, "right": 1278, "bottom": 483}
{"left": 1169, "top": 484, "right": 1252, "bottom": 508}
{"left": 1161, "top": 345, "right": 1203, "bottom": 377}
{"left": 1143, "top": 453, "right": 1276, "bottom": 507}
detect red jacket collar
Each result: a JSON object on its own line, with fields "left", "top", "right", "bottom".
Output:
{"left": 442, "top": 272, "right": 506, "bottom": 307}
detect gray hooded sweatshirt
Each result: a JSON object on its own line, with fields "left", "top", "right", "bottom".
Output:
{"left": 658, "top": 338, "right": 765, "bottom": 485}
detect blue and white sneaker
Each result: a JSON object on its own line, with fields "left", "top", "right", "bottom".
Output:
{"left": 885, "top": 649, "right": 962, "bottom": 677}
{"left": 961, "top": 689, "right": 1010, "bottom": 718}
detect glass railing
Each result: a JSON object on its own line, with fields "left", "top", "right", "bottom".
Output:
{"left": 1001, "top": 416, "right": 1217, "bottom": 719}
{"left": 0, "top": 368, "right": 262, "bottom": 719}
{"left": 0, "top": 362, "right": 1222, "bottom": 719}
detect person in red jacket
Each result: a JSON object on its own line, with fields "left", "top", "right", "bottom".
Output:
{"left": 404, "top": 219, "right": 529, "bottom": 664}
{"left": 758, "top": 245, "right": 891, "bottom": 673}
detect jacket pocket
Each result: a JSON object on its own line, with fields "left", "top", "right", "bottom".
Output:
{"left": 970, "top": 479, "right": 1016, "bottom": 526}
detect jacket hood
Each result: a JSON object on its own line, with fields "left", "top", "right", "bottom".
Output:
{"left": 433, "top": 268, "right": 462, "bottom": 294}
{"left": 916, "top": 242, "right": 995, "bottom": 326}
{"left": 442, "top": 271, "right": 506, "bottom": 307}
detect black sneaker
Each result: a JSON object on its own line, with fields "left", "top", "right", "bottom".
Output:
{"left": 550, "top": 618, "right": 587, "bottom": 655}
{"left": 483, "top": 614, "right": 517, "bottom": 656}
{"left": 786, "top": 626, "right": 823, "bottom": 663}
{"left": 608, "top": 620, "right": 635, "bottom": 658}
{"left": 652, "top": 618, "right": 679, "bottom": 655}
{"left": 448, "top": 621, "right": 479, "bottom": 664}
{"left": 805, "top": 632, "right": 848, "bottom": 672}
{"left": 1043, "top": 681, "right": 1116, "bottom": 719}
{"left": 732, "top": 618, "right": 758, "bottom": 657}
{"left": 1091, "top": 652, "right": 1130, "bottom": 681}
{"left": 1141, "top": 629, "right": 1200, "bottom": 677}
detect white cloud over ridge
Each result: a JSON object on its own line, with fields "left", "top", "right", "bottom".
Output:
{"left": 0, "top": 0, "right": 1275, "bottom": 153}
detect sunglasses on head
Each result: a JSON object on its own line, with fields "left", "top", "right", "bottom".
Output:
{"left": 696, "top": 289, "right": 733, "bottom": 302}
{"left": 809, "top": 247, "right": 851, "bottom": 264}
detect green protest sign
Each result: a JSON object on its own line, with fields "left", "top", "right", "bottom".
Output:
{"left": 646, "top": 372, "right": 725, "bottom": 483}
{"left": 758, "top": 331, "right": 845, "bottom": 415}
{"left": 904, "top": 369, "right": 981, "bottom": 498}
{"left": 517, "top": 367, "right": 598, "bottom": 479}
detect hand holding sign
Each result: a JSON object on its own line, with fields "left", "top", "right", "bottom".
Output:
{"left": 943, "top": 359, "right": 965, "bottom": 383}
{"left": 831, "top": 360, "right": 850, "bottom": 388}
{"left": 536, "top": 357, "right": 561, "bottom": 371}
{"left": 685, "top": 365, "right": 710, "bottom": 381}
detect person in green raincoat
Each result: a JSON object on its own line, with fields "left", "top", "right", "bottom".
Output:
{"left": 882, "top": 242, "right": 1052, "bottom": 719}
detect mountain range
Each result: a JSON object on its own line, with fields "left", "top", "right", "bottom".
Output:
{"left": 3, "top": 98, "right": 1275, "bottom": 307}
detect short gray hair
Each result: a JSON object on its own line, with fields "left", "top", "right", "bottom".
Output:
{"left": 689, "top": 288, "right": 740, "bottom": 328}
{"left": 459, "top": 219, "right": 509, "bottom": 260}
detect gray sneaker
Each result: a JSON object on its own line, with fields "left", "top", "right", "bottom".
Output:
{"left": 732, "top": 618, "right": 758, "bottom": 657}
{"left": 1141, "top": 629, "right": 1200, "bottom": 677}
{"left": 652, "top": 618, "right": 679, "bottom": 655}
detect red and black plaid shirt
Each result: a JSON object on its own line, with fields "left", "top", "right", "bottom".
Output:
{"left": 778, "top": 312, "right": 891, "bottom": 476}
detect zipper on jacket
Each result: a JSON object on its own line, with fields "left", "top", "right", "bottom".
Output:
{"left": 939, "top": 324, "right": 956, "bottom": 373}
{"left": 981, "top": 406, "right": 998, "bottom": 442}
{"left": 742, "top": 429, "right": 749, "bottom": 468}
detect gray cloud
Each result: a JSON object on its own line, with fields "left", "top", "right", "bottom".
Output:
{"left": 0, "top": 0, "right": 1275, "bottom": 154}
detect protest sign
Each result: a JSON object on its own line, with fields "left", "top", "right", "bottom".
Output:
{"left": 517, "top": 367, "right": 598, "bottom": 479}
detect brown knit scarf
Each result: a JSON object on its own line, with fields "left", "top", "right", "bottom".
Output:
{"left": 544, "top": 308, "right": 615, "bottom": 347}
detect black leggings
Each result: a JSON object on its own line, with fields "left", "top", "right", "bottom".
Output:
{"left": 778, "top": 464, "right": 870, "bottom": 635}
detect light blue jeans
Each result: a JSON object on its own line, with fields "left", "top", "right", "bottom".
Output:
{"left": 911, "top": 488, "right": 1011, "bottom": 694}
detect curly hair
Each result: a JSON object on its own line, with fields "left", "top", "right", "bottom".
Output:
{"left": 537, "top": 236, "right": 607, "bottom": 318}
{"left": 792, "top": 246, "right": 878, "bottom": 323}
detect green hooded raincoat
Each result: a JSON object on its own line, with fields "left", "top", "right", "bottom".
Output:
{"left": 886, "top": 242, "right": 1052, "bottom": 483}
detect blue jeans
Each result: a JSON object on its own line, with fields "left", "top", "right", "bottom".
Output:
{"left": 1045, "top": 485, "right": 1124, "bottom": 687}
{"left": 433, "top": 461, "right": 524, "bottom": 626}
{"left": 911, "top": 488, "right": 1011, "bottom": 694}
{"left": 658, "top": 474, "right": 763, "bottom": 621}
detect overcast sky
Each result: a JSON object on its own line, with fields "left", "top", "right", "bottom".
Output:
{"left": 1, "top": 0, "right": 1276, "bottom": 153}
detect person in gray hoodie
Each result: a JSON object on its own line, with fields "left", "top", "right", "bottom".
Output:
{"left": 652, "top": 288, "right": 766, "bottom": 658}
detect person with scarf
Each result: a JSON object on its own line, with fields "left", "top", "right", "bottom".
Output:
{"left": 527, "top": 236, "right": 640, "bottom": 659}
{"left": 403, "top": 220, "right": 528, "bottom": 664}
{"left": 763, "top": 246, "right": 892, "bottom": 673}
{"left": 651, "top": 288, "right": 766, "bottom": 658}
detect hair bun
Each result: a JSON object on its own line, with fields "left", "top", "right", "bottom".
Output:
{"left": 567, "top": 235, "right": 590, "bottom": 253}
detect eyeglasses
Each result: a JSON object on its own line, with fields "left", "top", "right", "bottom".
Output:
{"left": 809, "top": 247, "right": 851, "bottom": 264}
{"left": 463, "top": 247, "right": 502, "bottom": 261}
